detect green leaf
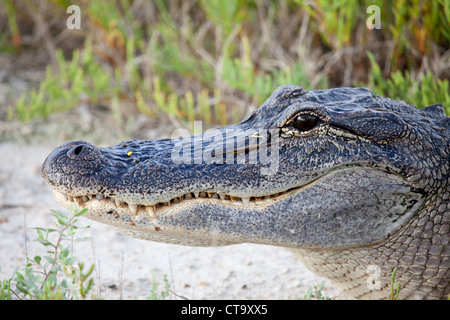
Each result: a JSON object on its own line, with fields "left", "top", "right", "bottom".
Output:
{"left": 53, "top": 213, "right": 69, "bottom": 226}
{"left": 44, "top": 256, "right": 56, "bottom": 265}
{"left": 60, "top": 247, "right": 70, "bottom": 259}
{"left": 16, "top": 283, "right": 30, "bottom": 295}
{"left": 34, "top": 237, "right": 53, "bottom": 247}
{"left": 319, "top": 281, "right": 326, "bottom": 291}
{"left": 304, "top": 288, "right": 312, "bottom": 300}
{"left": 72, "top": 236, "right": 92, "bottom": 242}
{"left": 65, "top": 257, "right": 77, "bottom": 266}
{"left": 74, "top": 207, "right": 88, "bottom": 217}
{"left": 34, "top": 227, "right": 57, "bottom": 234}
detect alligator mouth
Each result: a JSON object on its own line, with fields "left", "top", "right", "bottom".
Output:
{"left": 53, "top": 182, "right": 312, "bottom": 219}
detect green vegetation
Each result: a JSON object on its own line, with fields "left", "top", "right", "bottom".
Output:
{"left": 301, "top": 281, "right": 333, "bottom": 300}
{"left": 0, "top": 205, "right": 172, "bottom": 300}
{"left": 390, "top": 268, "right": 401, "bottom": 300}
{"left": 0, "top": 205, "right": 95, "bottom": 300}
{"left": 0, "top": 0, "right": 448, "bottom": 130}
{"left": 367, "top": 52, "right": 450, "bottom": 113}
{"left": 146, "top": 272, "right": 171, "bottom": 300}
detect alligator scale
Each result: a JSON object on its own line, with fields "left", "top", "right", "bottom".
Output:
{"left": 42, "top": 85, "right": 449, "bottom": 299}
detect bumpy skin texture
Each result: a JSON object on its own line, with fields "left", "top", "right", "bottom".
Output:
{"left": 42, "top": 85, "right": 449, "bottom": 299}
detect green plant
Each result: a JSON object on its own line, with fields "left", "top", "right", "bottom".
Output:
{"left": 389, "top": 268, "right": 401, "bottom": 300}
{"left": 366, "top": 51, "right": 450, "bottom": 114}
{"left": 0, "top": 276, "right": 12, "bottom": 300}
{"left": 297, "top": 0, "right": 450, "bottom": 69}
{"left": 388, "top": 0, "right": 450, "bottom": 61}
{"left": 146, "top": 272, "right": 171, "bottom": 300}
{"left": 222, "top": 48, "right": 328, "bottom": 105}
{"left": 297, "top": 0, "right": 363, "bottom": 50}
{"left": 301, "top": 281, "right": 333, "bottom": 300}
{"left": 1, "top": 0, "right": 20, "bottom": 52}
{"left": 0, "top": 205, "right": 95, "bottom": 300}
{"left": 8, "top": 41, "right": 120, "bottom": 122}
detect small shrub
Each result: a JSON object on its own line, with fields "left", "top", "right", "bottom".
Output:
{"left": 301, "top": 281, "right": 333, "bottom": 300}
{"left": 366, "top": 51, "right": 450, "bottom": 114}
{"left": 0, "top": 205, "right": 95, "bottom": 300}
{"left": 146, "top": 272, "right": 171, "bottom": 300}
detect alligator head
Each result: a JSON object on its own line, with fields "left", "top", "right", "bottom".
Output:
{"left": 42, "top": 85, "right": 449, "bottom": 299}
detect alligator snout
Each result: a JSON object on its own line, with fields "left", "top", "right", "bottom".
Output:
{"left": 41, "top": 140, "right": 103, "bottom": 192}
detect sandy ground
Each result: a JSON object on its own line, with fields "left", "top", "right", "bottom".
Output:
{"left": 0, "top": 114, "right": 345, "bottom": 300}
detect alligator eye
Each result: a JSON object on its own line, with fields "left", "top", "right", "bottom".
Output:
{"left": 293, "top": 114, "right": 319, "bottom": 131}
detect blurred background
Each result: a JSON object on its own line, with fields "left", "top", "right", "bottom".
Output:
{"left": 0, "top": 0, "right": 449, "bottom": 142}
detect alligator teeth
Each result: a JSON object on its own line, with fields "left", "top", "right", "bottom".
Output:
{"left": 128, "top": 204, "right": 138, "bottom": 215}
{"left": 146, "top": 206, "right": 157, "bottom": 218}
{"left": 58, "top": 192, "right": 68, "bottom": 201}
{"left": 73, "top": 197, "right": 82, "bottom": 205}
{"left": 207, "top": 192, "right": 220, "bottom": 199}
{"left": 61, "top": 186, "right": 294, "bottom": 217}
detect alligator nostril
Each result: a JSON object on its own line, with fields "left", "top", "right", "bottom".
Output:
{"left": 65, "top": 142, "right": 100, "bottom": 161}
{"left": 74, "top": 145, "right": 83, "bottom": 155}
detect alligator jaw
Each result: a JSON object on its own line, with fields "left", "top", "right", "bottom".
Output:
{"left": 52, "top": 166, "right": 424, "bottom": 249}
{"left": 52, "top": 183, "right": 315, "bottom": 247}
{"left": 52, "top": 178, "right": 315, "bottom": 219}
{"left": 50, "top": 176, "right": 322, "bottom": 247}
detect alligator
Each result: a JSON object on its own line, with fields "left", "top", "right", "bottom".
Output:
{"left": 42, "top": 85, "right": 449, "bottom": 299}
